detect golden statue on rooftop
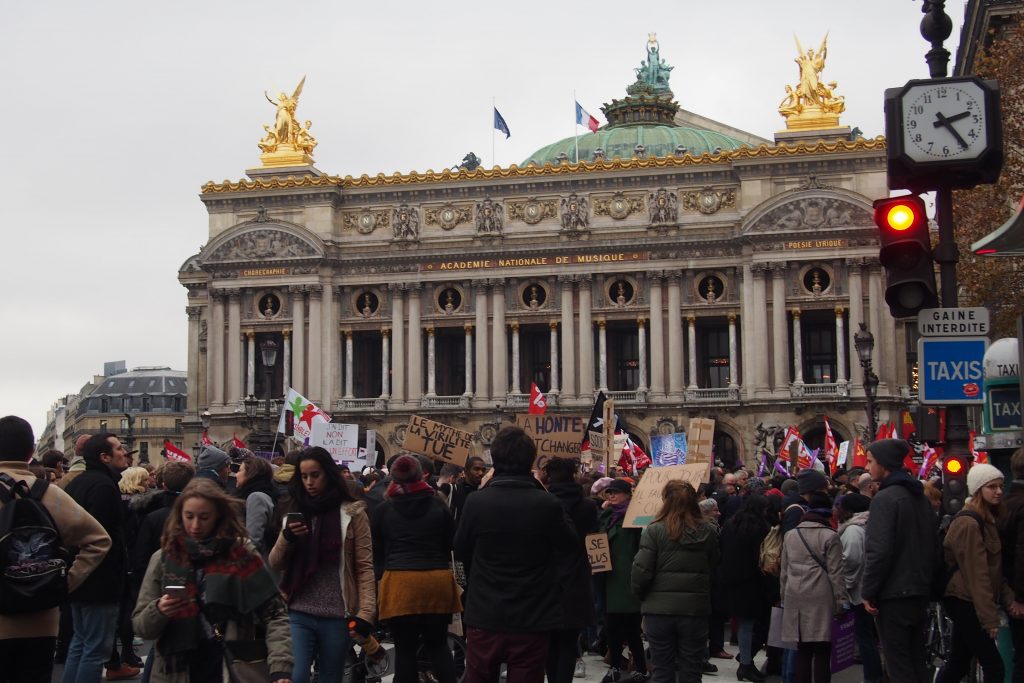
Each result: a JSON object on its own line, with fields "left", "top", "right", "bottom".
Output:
{"left": 779, "top": 34, "right": 845, "bottom": 131}
{"left": 258, "top": 76, "right": 317, "bottom": 167}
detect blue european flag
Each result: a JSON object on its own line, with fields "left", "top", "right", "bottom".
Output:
{"left": 493, "top": 107, "right": 510, "bottom": 139}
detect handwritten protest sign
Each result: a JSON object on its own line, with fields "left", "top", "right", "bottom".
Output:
{"left": 310, "top": 422, "right": 361, "bottom": 466}
{"left": 623, "top": 463, "right": 708, "bottom": 528}
{"left": 516, "top": 414, "right": 585, "bottom": 458}
{"left": 585, "top": 532, "right": 612, "bottom": 573}
{"left": 402, "top": 415, "right": 472, "bottom": 467}
{"left": 686, "top": 418, "right": 715, "bottom": 468}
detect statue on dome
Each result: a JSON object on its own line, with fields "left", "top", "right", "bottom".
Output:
{"left": 258, "top": 76, "right": 317, "bottom": 166}
{"left": 633, "top": 33, "right": 673, "bottom": 93}
{"left": 779, "top": 34, "right": 846, "bottom": 130}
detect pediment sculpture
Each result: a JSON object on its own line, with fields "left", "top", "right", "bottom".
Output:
{"left": 204, "top": 228, "right": 319, "bottom": 262}
{"left": 748, "top": 196, "right": 871, "bottom": 233}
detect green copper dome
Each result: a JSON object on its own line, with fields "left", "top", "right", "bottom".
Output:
{"left": 523, "top": 125, "right": 749, "bottom": 165}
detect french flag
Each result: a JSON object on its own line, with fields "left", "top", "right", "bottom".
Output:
{"left": 575, "top": 101, "right": 599, "bottom": 133}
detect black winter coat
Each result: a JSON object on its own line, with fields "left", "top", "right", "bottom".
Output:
{"left": 548, "top": 481, "right": 598, "bottom": 629}
{"left": 64, "top": 463, "right": 126, "bottom": 602}
{"left": 1000, "top": 480, "right": 1024, "bottom": 598}
{"left": 453, "top": 475, "right": 577, "bottom": 632}
{"left": 130, "top": 491, "right": 178, "bottom": 575}
{"left": 718, "top": 515, "right": 771, "bottom": 618}
{"left": 371, "top": 488, "right": 454, "bottom": 579}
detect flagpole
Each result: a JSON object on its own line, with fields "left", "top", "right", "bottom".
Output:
{"left": 491, "top": 96, "right": 496, "bottom": 169}
{"left": 573, "top": 89, "right": 579, "bottom": 164}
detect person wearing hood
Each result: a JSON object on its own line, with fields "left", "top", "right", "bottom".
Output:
{"left": 834, "top": 493, "right": 880, "bottom": 683}
{"left": 234, "top": 453, "right": 280, "bottom": 557}
{"left": 195, "top": 445, "right": 230, "bottom": 489}
{"left": 371, "top": 454, "right": 462, "bottom": 683}
{"left": 860, "top": 439, "right": 939, "bottom": 683}
{"left": 631, "top": 481, "right": 720, "bottom": 683}
{"left": 781, "top": 490, "right": 850, "bottom": 683}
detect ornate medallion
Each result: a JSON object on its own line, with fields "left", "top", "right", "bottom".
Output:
{"left": 357, "top": 212, "right": 377, "bottom": 234}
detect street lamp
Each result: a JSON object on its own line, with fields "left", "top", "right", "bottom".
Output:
{"left": 200, "top": 410, "right": 211, "bottom": 430}
{"left": 243, "top": 394, "right": 259, "bottom": 419}
{"left": 260, "top": 339, "right": 279, "bottom": 400}
{"left": 854, "top": 323, "right": 879, "bottom": 439}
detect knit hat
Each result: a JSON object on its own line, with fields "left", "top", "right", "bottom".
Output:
{"left": 866, "top": 439, "right": 911, "bottom": 471}
{"left": 967, "top": 463, "right": 1004, "bottom": 497}
{"left": 780, "top": 479, "right": 799, "bottom": 496}
{"left": 390, "top": 454, "right": 423, "bottom": 484}
{"left": 797, "top": 469, "right": 829, "bottom": 494}
{"left": 197, "top": 445, "right": 230, "bottom": 472}
{"left": 839, "top": 492, "right": 871, "bottom": 514}
{"left": 746, "top": 477, "right": 768, "bottom": 494}
{"left": 591, "top": 477, "right": 614, "bottom": 496}
{"left": 604, "top": 479, "right": 632, "bottom": 495}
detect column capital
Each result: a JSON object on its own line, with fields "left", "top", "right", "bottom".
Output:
{"left": 845, "top": 257, "right": 866, "bottom": 268}
{"left": 210, "top": 289, "right": 228, "bottom": 302}
{"left": 727, "top": 313, "right": 736, "bottom": 324}
{"left": 549, "top": 320, "right": 559, "bottom": 331}
{"left": 223, "top": 287, "right": 241, "bottom": 300}
{"left": 646, "top": 270, "right": 665, "bottom": 282}
{"left": 289, "top": 285, "right": 307, "bottom": 295}
{"left": 408, "top": 282, "right": 423, "bottom": 292}
{"left": 509, "top": 321, "right": 520, "bottom": 332}
{"left": 308, "top": 284, "right": 323, "bottom": 298}
{"left": 381, "top": 327, "right": 391, "bottom": 338}
{"left": 792, "top": 308, "right": 802, "bottom": 319}
{"left": 578, "top": 273, "right": 593, "bottom": 284}
{"left": 666, "top": 269, "right": 683, "bottom": 283}
{"left": 596, "top": 318, "right": 606, "bottom": 330}
{"left": 186, "top": 306, "right": 202, "bottom": 320}
{"left": 245, "top": 330, "right": 256, "bottom": 340}
{"left": 464, "top": 323, "right": 474, "bottom": 333}
{"left": 751, "top": 262, "right": 771, "bottom": 275}
{"left": 637, "top": 316, "right": 647, "bottom": 327}
{"left": 835, "top": 306, "right": 845, "bottom": 316}
{"left": 557, "top": 274, "right": 575, "bottom": 284}
{"left": 425, "top": 325, "right": 435, "bottom": 336}
{"left": 282, "top": 329, "right": 291, "bottom": 339}
{"left": 343, "top": 329, "right": 353, "bottom": 340}
{"left": 687, "top": 314, "right": 696, "bottom": 324}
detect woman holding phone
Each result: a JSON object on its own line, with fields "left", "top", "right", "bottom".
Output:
{"left": 132, "top": 478, "right": 293, "bottom": 682}
{"left": 269, "top": 446, "right": 377, "bottom": 683}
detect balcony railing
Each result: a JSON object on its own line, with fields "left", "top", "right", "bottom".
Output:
{"left": 507, "top": 392, "right": 558, "bottom": 409}
{"left": 337, "top": 397, "right": 389, "bottom": 411}
{"left": 790, "top": 382, "right": 849, "bottom": 398}
{"left": 686, "top": 387, "right": 740, "bottom": 402}
{"left": 605, "top": 390, "right": 648, "bottom": 404}
{"left": 421, "top": 395, "right": 470, "bottom": 409}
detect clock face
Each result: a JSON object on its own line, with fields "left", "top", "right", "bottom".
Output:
{"left": 901, "top": 82, "right": 988, "bottom": 163}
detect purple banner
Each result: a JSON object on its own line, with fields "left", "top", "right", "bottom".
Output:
{"left": 830, "top": 611, "right": 856, "bottom": 672}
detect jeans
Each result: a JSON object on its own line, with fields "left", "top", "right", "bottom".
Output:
{"left": 643, "top": 613, "right": 708, "bottom": 683}
{"left": 874, "top": 596, "right": 931, "bottom": 683}
{"left": 736, "top": 617, "right": 756, "bottom": 665}
{"left": 935, "top": 597, "right": 1005, "bottom": 683}
{"left": 852, "top": 604, "right": 882, "bottom": 682}
{"left": 0, "top": 636, "right": 57, "bottom": 683}
{"left": 605, "top": 612, "right": 646, "bottom": 674}
{"left": 61, "top": 602, "right": 119, "bottom": 683}
{"left": 290, "top": 611, "right": 350, "bottom": 683}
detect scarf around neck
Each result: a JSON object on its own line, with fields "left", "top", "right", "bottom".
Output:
{"left": 386, "top": 479, "right": 433, "bottom": 498}
{"left": 280, "top": 496, "right": 343, "bottom": 599}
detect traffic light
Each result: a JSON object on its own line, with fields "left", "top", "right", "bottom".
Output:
{"left": 942, "top": 453, "right": 969, "bottom": 514}
{"left": 874, "top": 194, "right": 938, "bottom": 317}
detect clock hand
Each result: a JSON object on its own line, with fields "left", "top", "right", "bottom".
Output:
{"left": 933, "top": 111, "right": 969, "bottom": 149}
{"left": 937, "top": 111, "right": 971, "bottom": 125}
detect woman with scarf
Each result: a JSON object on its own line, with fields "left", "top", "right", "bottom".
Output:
{"left": 598, "top": 478, "right": 647, "bottom": 683}
{"left": 370, "top": 454, "right": 462, "bottom": 683}
{"left": 780, "top": 491, "right": 849, "bottom": 683}
{"left": 269, "top": 446, "right": 376, "bottom": 683}
{"left": 834, "top": 493, "right": 881, "bottom": 683}
{"left": 132, "top": 478, "right": 293, "bottom": 682}
{"left": 234, "top": 452, "right": 280, "bottom": 558}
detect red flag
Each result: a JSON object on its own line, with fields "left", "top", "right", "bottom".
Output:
{"left": 902, "top": 449, "right": 917, "bottom": 473}
{"left": 201, "top": 430, "right": 213, "bottom": 446}
{"left": 617, "top": 434, "right": 651, "bottom": 475}
{"left": 232, "top": 434, "right": 247, "bottom": 450}
{"left": 163, "top": 441, "right": 191, "bottom": 463}
{"left": 852, "top": 438, "right": 867, "bottom": 468}
{"left": 823, "top": 416, "right": 839, "bottom": 475}
{"left": 528, "top": 383, "right": 547, "bottom": 415}
{"left": 778, "top": 426, "right": 800, "bottom": 463}
{"left": 900, "top": 410, "right": 916, "bottom": 439}
{"left": 873, "top": 423, "right": 888, "bottom": 443}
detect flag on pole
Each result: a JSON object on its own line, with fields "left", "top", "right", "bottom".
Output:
{"left": 201, "top": 431, "right": 213, "bottom": 446}
{"left": 493, "top": 107, "right": 511, "bottom": 139}
{"left": 970, "top": 430, "right": 989, "bottom": 463}
{"left": 528, "top": 382, "right": 547, "bottom": 415}
{"left": 900, "top": 410, "right": 916, "bottom": 439}
{"left": 163, "top": 441, "right": 191, "bottom": 463}
{"left": 919, "top": 445, "right": 940, "bottom": 479}
{"left": 778, "top": 426, "right": 800, "bottom": 463}
{"left": 575, "top": 101, "right": 599, "bottom": 132}
{"left": 823, "top": 416, "right": 838, "bottom": 475}
{"left": 278, "top": 388, "right": 331, "bottom": 440}
{"left": 852, "top": 438, "right": 868, "bottom": 468}
{"left": 617, "top": 433, "right": 651, "bottom": 475}
{"left": 580, "top": 391, "right": 609, "bottom": 452}
{"left": 232, "top": 434, "right": 247, "bottom": 450}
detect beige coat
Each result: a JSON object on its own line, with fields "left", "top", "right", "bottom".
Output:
{"left": 0, "top": 461, "right": 110, "bottom": 640}
{"left": 780, "top": 520, "right": 849, "bottom": 643}
{"left": 269, "top": 499, "right": 377, "bottom": 624}
{"left": 944, "top": 510, "right": 1015, "bottom": 632}
{"left": 132, "top": 541, "right": 293, "bottom": 683}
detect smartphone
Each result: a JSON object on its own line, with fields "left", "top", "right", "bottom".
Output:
{"left": 164, "top": 585, "right": 187, "bottom": 600}
{"left": 286, "top": 512, "right": 305, "bottom": 526}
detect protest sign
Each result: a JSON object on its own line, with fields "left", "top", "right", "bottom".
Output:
{"left": 686, "top": 418, "right": 715, "bottom": 464}
{"left": 623, "top": 463, "right": 708, "bottom": 528}
{"left": 585, "top": 532, "right": 612, "bottom": 573}
{"left": 310, "top": 422, "right": 361, "bottom": 466}
{"left": 836, "top": 440, "right": 850, "bottom": 468}
{"left": 402, "top": 415, "right": 472, "bottom": 466}
{"left": 516, "top": 414, "right": 585, "bottom": 458}
{"left": 651, "top": 433, "right": 687, "bottom": 467}
{"left": 365, "top": 430, "right": 376, "bottom": 464}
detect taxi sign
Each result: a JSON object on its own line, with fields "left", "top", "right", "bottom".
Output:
{"left": 918, "top": 337, "right": 988, "bottom": 405}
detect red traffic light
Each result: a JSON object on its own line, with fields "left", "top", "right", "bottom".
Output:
{"left": 873, "top": 194, "right": 937, "bottom": 317}
{"left": 880, "top": 201, "right": 924, "bottom": 232}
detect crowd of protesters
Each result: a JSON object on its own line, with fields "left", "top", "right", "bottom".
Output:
{"left": 3, "top": 412, "right": 1024, "bottom": 683}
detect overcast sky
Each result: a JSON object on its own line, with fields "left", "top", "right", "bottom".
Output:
{"left": 1, "top": 1, "right": 968, "bottom": 439}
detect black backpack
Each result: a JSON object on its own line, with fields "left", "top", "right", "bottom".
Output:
{"left": 0, "top": 472, "right": 71, "bottom": 614}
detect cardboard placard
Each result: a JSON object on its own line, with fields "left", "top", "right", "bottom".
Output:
{"left": 402, "top": 415, "right": 472, "bottom": 467}
{"left": 623, "top": 463, "right": 709, "bottom": 528}
{"left": 310, "top": 422, "right": 362, "bottom": 466}
{"left": 516, "top": 414, "right": 586, "bottom": 458}
{"left": 686, "top": 418, "right": 715, "bottom": 465}
{"left": 585, "top": 532, "right": 613, "bottom": 573}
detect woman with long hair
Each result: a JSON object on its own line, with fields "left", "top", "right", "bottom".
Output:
{"left": 631, "top": 481, "right": 719, "bottom": 683}
{"left": 132, "top": 478, "right": 293, "bottom": 682}
{"left": 234, "top": 453, "right": 280, "bottom": 557}
{"left": 936, "top": 464, "right": 1020, "bottom": 683}
{"left": 269, "top": 446, "right": 376, "bottom": 683}
{"left": 371, "top": 454, "right": 462, "bottom": 683}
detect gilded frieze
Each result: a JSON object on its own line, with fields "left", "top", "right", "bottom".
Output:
{"left": 342, "top": 210, "right": 390, "bottom": 235}
{"left": 593, "top": 193, "right": 644, "bottom": 220}
{"left": 681, "top": 187, "right": 736, "bottom": 215}
{"left": 508, "top": 199, "right": 558, "bottom": 225}
{"left": 424, "top": 204, "right": 472, "bottom": 231}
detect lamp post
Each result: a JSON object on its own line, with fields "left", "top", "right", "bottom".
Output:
{"left": 260, "top": 339, "right": 279, "bottom": 400}
{"left": 123, "top": 411, "right": 138, "bottom": 460}
{"left": 854, "top": 323, "right": 879, "bottom": 439}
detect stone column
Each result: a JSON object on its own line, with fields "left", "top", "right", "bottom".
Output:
{"left": 426, "top": 326, "right": 436, "bottom": 397}
{"left": 792, "top": 309, "right": 804, "bottom": 384}
{"left": 408, "top": 284, "right": 422, "bottom": 402}
{"left": 186, "top": 306, "right": 201, "bottom": 411}
{"left": 648, "top": 274, "right": 665, "bottom": 396}
{"left": 282, "top": 331, "right": 291, "bottom": 390}
{"left": 549, "top": 321, "right": 560, "bottom": 394}
{"left": 752, "top": 265, "right": 770, "bottom": 395}
{"left": 510, "top": 322, "right": 521, "bottom": 394}
{"left": 320, "top": 281, "right": 336, "bottom": 407}
{"left": 391, "top": 285, "right": 405, "bottom": 403}
{"left": 491, "top": 284, "right": 507, "bottom": 399}
{"left": 667, "top": 273, "right": 683, "bottom": 396}
{"left": 226, "top": 290, "right": 241, "bottom": 405}
{"left": 687, "top": 315, "right": 698, "bottom": 390}
{"left": 474, "top": 283, "right": 489, "bottom": 399}
{"left": 728, "top": 314, "right": 739, "bottom": 389}
{"left": 210, "top": 291, "right": 225, "bottom": 406}
{"left": 868, "top": 265, "right": 885, "bottom": 387}
{"left": 559, "top": 276, "right": 576, "bottom": 398}
{"left": 463, "top": 324, "right": 474, "bottom": 396}
{"left": 344, "top": 331, "right": 354, "bottom": 398}
{"left": 246, "top": 331, "right": 256, "bottom": 397}
{"left": 381, "top": 328, "right": 391, "bottom": 398}
{"left": 307, "top": 286, "right": 323, "bottom": 403}
{"left": 835, "top": 306, "right": 848, "bottom": 384}
{"left": 847, "top": 260, "right": 864, "bottom": 386}
{"left": 637, "top": 317, "right": 648, "bottom": 392}
{"left": 578, "top": 276, "right": 594, "bottom": 398}
{"left": 597, "top": 319, "right": 608, "bottom": 392}
{"left": 740, "top": 264, "right": 753, "bottom": 398}
{"left": 291, "top": 287, "right": 305, "bottom": 394}
{"left": 771, "top": 265, "right": 789, "bottom": 391}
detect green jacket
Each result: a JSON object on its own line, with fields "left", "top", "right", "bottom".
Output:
{"left": 631, "top": 519, "right": 720, "bottom": 616}
{"left": 600, "top": 507, "right": 643, "bottom": 613}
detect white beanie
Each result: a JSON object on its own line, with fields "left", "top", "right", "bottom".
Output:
{"left": 967, "top": 463, "right": 1004, "bottom": 497}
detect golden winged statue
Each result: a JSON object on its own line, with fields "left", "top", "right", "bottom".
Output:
{"left": 258, "top": 76, "right": 317, "bottom": 166}
{"left": 779, "top": 34, "right": 845, "bottom": 131}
